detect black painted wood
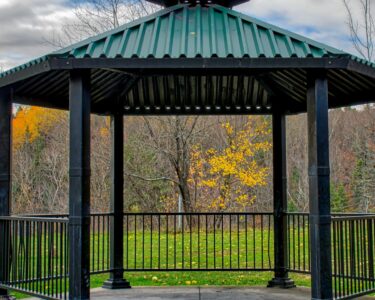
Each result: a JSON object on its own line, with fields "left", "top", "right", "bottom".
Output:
{"left": 103, "top": 112, "right": 131, "bottom": 289}
{"left": 0, "top": 88, "right": 11, "bottom": 297}
{"left": 69, "top": 70, "right": 91, "bottom": 300}
{"left": 268, "top": 112, "right": 295, "bottom": 289}
{"left": 307, "top": 72, "right": 333, "bottom": 300}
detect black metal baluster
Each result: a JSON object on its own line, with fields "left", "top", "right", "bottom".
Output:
{"left": 142, "top": 215, "right": 145, "bottom": 270}
{"left": 364, "top": 219, "right": 368, "bottom": 291}
{"left": 106, "top": 214, "right": 110, "bottom": 271}
{"left": 92, "top": 216, "right": 95, "bottom": 272}
{"left": 368, "top": 219, "right": 374, "bottom": 290}
{"left": 158, "top": 215, "right": 161, "bottom": 270}
{"left": 297, "top": 214, "right": 300, "bottom": 270}
{"left": 205, "top": 215, "right": 208, "bottom": 269}
{"left": 288, "top": 215, "right": 291, "bottom": 271}
{"left": 213, "top": 215, "right": 216, "bottom": 269}
{"left": 229, "top": 215, "right": 232, "bottom": 269}
{"left": 349, "top": 220, "right": 355, "bottom": 295}
{"left": 174, "top": 214, "right": 176, "bottom": 269}
{"left": 345, "top": 221, "right": 350, "bottom": 295}
{"left": 126, "top": 215, "right": 129, "bottom": 270}
{"left": 50, "top": 222, "right": 53, "bottom": 297}
{"left": 198, "top": 215, "right": 200, "bottom": 269}
{"left": 150, "top": 215, "right": 153, "bottom": 269}
{"left": 134, "top": 215, "right": 140, "bottom": 270}
{"left": 357, "top": 219, "right": 361, "bottom": 294}
{"left": 292, "top": 214, "right": 295, "bottom": 270}
{"left": 166, "top": 215, "right": 169, "bottom": 270}
{"left": 362, "top": 219, "right": 367, "bottom": 292}
{"left": 358, "top": 219, "right": 362, "bottom": 294}
{"left": 245, "top": 214, "right": 248, "bottom": 269}
{"left": 60, "top": 222, "right": 63, "bottom": 298}
{"left": 237, "top": 214, "right": 240, "bottom": 269}
{"left": 268, "top": 215, "right": 271, "bottom": 269}
{"left": 97, "top": 216, "right": 101, "bottom": 272}
{"left": 261, "top": 215, "right": 264, "bottom": 269}
{"left": 253, "top": 215, "right": 255, "bottom": 269}
{"left": 65, "top": 222, "right": 68, "bottom": 300}
{"left": 221, "top": 214, "right": 224, "bottom": 269}
{"left": 102, "top": 215, "right": 105, "bottom": 271}
{"left": 26, "top": 221, "right": 31, "bottom": 292}
{"left": 43, "top": 222, "right": 47, "bottom": 295}
{"left": 189, "top": 215, "right": 192, "bottom": 270}
{"left": 333, "top": 220, "right": 337, "bottom": 299}
{"left": 182, "top": 215, "right": 184, "bottom": 269}
{"left": 303, "top": 215, "right": 306, "bottom": 271}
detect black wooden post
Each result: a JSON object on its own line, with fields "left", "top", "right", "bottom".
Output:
{"left": 69, "top": 70, "right": 91, "bottom": 300}
{"left": 103, "top": 112, "right": 130, "bottom": 289}
{"left": 0, "top": 88, "right": 11, "bottom": 298}
{"left": 268, "top": 112, "right": 295, "bottom": 289}
{"left": 307, "top": 72, "right": 333, "bottom": 300}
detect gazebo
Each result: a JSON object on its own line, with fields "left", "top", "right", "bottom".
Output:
{"left": 0, "top": 0, "right": 374, "bottom": 299}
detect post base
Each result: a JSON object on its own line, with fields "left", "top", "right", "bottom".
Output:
{"left": 102, "top": 278, "right": 131, "bottom": 289}
{"left": 267, "top": 277, "right": 296, "bottom": 289}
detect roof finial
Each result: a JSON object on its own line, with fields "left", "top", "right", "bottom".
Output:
{"left": 147, "top": 0, "right": 249, "bottom": 8}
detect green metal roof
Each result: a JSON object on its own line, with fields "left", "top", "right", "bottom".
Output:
{"left": 1, "top": 3, "right": 364, "bottom": 79}
{"left": 54, "top": 4, "right": 344, "bottom": 59}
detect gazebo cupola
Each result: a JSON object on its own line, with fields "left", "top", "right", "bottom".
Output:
{"left": 147, "top": 0, "right": 249, "bottom": 8}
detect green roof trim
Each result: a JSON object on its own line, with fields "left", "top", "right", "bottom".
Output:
{"left": 1, "top": 4, "right": 374, "bottom": 79}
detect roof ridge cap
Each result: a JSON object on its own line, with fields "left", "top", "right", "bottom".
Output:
{"left": 53, "top": 3, "right": 188, "bottom": 56}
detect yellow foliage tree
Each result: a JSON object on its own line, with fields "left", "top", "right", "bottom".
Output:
{"left": 13, "top": 106, "right": 64, "bottom": 148}
{"left": 190, "top": 117, "right": 271, "bottom": 211}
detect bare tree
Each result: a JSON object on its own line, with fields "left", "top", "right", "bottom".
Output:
{"left": 48, "top": 0, "right": 159, "bottom": 47}
{"left": 343, "top": 0, "right": 375, "bottom": 61}
{"left": 136, "top": 116, "right": 204, "bottom": 212}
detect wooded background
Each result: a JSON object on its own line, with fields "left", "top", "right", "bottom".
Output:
{"left": 11, "top": 106, "right": 375, "bottom": 214}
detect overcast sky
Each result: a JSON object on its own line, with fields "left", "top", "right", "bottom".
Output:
{"left": 0, "top": 0, "right": 358, "bottom": 71}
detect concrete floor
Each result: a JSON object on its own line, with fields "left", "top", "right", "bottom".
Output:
{"left": 81, "top": 286, "right": 374, "bottom": 300}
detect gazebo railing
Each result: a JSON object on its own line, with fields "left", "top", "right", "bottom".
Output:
{"left": 287, "top": 212, "right": 310, "bottom": 273}
{"left": 0, "top": 216, "right": 69, "bottom": 300}
{"left": 123, "top": 212, "right": 274, "bottom": 271}
{"left": 1, "top": 212, "right": 375, "bottom": 300}
{"left": 332, "top": 214, "right": 375, "bottom": 299}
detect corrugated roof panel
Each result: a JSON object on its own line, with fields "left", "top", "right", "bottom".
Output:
{"left": 53, "top": 4, "right": 346, "bottom": 60}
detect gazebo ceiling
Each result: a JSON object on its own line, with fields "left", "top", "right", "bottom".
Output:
{"left": 0, "top": 3, "right": 375, "bottom": 115}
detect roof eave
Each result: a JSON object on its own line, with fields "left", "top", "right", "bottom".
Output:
{"left": 2, "top": 56, "right": 375, "bottom": 90}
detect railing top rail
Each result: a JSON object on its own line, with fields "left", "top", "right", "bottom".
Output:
{"left": 0, "top": 215, "right": 69, "bottom": 223}
{"left": 122, "top": 212, "right": 273, "bottom": 216}
{"left": 332, "top": 214, "right": 375, "bottom": 221}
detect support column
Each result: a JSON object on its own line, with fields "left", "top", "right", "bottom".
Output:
{"left": 307, "top": 72, "right": 333, "bottom": 300}
{"left": 0, "top": 88, "right": 11, "bottom": 297}
{"left": 69, "top": 70, "right": 91, "bottom": 300}
{"left": 103, "top": 112, "right": 130, "bottom": 289}
{"left": 268, "top": 112, "right": 295, "bottom": 289}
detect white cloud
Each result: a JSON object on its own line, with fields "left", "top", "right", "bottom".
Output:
{"left": 237, "top": 0, "right": 356, "bottom": 54}
{"left": 0, "top": 0, "right": 75, "bottom": 70}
